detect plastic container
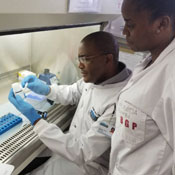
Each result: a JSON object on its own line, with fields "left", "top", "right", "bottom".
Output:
{"left": 39, "top": 69, "right": 59, "bottom": 85}
{"left": 12, "top": 82, "right": 25, "bottom": 98}
{"left": 18, "top": 70, "right": 36, "bottom": 81}
{"left": 0, "top": 113, "right": 22, "bottom": 135}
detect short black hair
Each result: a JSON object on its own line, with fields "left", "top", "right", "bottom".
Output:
{"left": 81, "top": 31, "right": 119, "bottom": 62}
{"left": 129, "top": 0, "right": 175, "bottom": 22}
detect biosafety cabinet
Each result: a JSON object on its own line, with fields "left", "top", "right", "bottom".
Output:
{"left": 0, "top": 1, "right": 124, "bottom": 175}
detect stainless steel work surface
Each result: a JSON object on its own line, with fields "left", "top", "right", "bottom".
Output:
{"left": 0, "top": 103, "right": 75, "bottom": 175}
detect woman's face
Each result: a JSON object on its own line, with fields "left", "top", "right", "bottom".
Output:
{"left": 121, "top": 0, "right": 159, "bottom": 52}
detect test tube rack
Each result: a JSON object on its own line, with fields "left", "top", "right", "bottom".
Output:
{"left": 0, "top": 113, "right": 22, "bottom": 135}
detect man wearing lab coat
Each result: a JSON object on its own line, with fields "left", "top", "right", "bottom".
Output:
{"left": 9, "top": 31, "right": 131, "bottom": 175}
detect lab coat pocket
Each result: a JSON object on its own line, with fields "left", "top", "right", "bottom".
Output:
{"left": 83, "top": 109, "right": 96, "bottom": 129}
{"left": 116, "top": 100, "right": 147, "bottom": 145}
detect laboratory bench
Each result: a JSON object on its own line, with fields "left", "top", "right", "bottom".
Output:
{"left": 0, "top": 102, "right": 76, "bottom": 175}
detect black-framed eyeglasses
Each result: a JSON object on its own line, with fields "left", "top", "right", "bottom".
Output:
{"left": 77, "top": 53, "right": 107, "bottom": 64}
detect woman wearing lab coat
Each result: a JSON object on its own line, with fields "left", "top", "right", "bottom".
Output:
{"left": 109, "top": 0, "right": 175, "bottom": 174}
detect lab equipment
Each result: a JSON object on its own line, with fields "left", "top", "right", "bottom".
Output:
{"left": 12, "top": 82, "right": 25, "bottom": 98}
{"left": 8, "top": 89, "right": 41, "bottom": 125}
{"left": 39, "top": 69, "right": 59, "bottom": 85}
{"left": 21, "top": 75, "right": 50, "bottom": 96}
{"left": 17, "top": 70, "right": 36, "bottom": 81}
{"left": 39, "top": 69, "right": 58, "bottom": 105}
{"left": 25, "top": 91, "right": 46, "bottom": 101}
{"left": 0, "top": 113, "right": 22, "bottom": 135}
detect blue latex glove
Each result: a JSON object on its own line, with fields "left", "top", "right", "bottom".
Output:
{"left": 8, "top": 88, "right": 41, "bottom": 125}
{"left": 21, "top": 75, "right": 50, "bottom": 95}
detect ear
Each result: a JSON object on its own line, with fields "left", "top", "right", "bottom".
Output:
{"left": 105, "top": 54, "right": 114, "bottom": 64}
{"left": 156, "top": 16, "right": 171, "bottom": 34}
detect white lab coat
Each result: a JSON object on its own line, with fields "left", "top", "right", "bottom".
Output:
{"left": 110, "top": 38, "right": 175, "bottom": 175}
{"left": 31, "top": 63, "right": 131, "bottom": 175}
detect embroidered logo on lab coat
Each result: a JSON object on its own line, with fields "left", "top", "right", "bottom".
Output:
{"left": 116, "top": 99, "right": 147, "bottom": 145}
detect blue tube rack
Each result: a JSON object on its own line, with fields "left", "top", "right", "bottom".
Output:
{"left": 0, "top": 113, "right": 22, "bottom": 135}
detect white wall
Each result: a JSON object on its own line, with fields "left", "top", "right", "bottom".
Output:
{"left": 0, "top": 34, "right": 31, "bottom": 104}
{"left": 0, "top": 34, "right": 31, "bottom": 74}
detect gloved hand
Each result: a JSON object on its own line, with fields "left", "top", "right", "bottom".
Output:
{"left": 21, "top": 75, "right": 50, "bottom": 95}
{"left": 8, "top": 88, "right": 41, "bottom": 125}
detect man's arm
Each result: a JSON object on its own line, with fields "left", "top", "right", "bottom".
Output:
{"left": 46, "top": 79, "right": 84, "bottom": 105}
{"left": 33, "top": 106, "right": 115, "bottom": 166}
{"left": 21, "top": 75, "right": 84, "bottom": 105}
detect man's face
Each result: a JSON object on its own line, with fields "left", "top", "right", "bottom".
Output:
{"left": 121, "top": 0, "right": 159, "bottom": 52}
{"left": 78, "top": 42, "right": 107, "bottom": 84}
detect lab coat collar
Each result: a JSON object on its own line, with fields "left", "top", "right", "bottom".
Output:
{"left": 100, "top": 62, "right": 131, "bottom": 86}
{"left": 145, "top": 37, "right": 175, "bottom": 69}
{"left": 120, "top": 37, "right": 175, "bottom": 93}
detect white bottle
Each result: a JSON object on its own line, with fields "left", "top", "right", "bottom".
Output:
{"left": 12, "top": 83, "right": 25, "bottom": 98}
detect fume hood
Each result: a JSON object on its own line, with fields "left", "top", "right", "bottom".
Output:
{"left": 0, "top": 0, "right": 120, "bottom": 35}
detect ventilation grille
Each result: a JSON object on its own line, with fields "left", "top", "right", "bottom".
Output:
{"left": 0, "top": 124, "right": 35, "bottom": 163}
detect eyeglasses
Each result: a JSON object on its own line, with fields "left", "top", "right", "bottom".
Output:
{"left": 77, "top": 53, "right": 107, "bottom": 64}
